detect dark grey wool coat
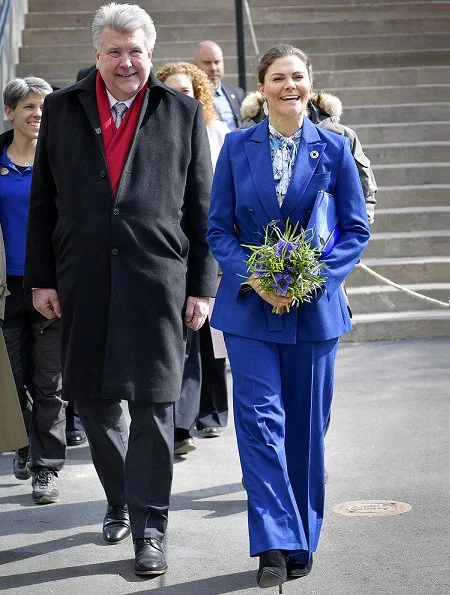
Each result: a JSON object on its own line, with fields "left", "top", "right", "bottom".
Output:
{"left": 24, "top": 71, "right": 217, "bottom": 403}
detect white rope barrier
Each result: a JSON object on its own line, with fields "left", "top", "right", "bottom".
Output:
{"left": 357, "top": 262, "right": 450, "bottom": 308}
{"left": 244, "top": 0, "right": 259, "bottom": 56}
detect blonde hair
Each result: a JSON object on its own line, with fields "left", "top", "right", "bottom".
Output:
{"left": 155, "top": 62, "right": 217, "bottom": 126}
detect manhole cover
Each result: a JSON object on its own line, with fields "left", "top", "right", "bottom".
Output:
{"left": 333, "top": 500, "right": 412, "bottom": 517}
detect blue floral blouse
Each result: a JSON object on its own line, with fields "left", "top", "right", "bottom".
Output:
{"left": 268, "top": 123, "right": 302, "bottom": 206}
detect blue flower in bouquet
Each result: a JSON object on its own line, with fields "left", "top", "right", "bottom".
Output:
{"left": 242, "top": 219, "right": 327, "bottom": 314}
{"left": 272, "top": 271, "right": 293, "bottom": 296}
{"left": 275, "top": 240, "right": 298, "bottom": 258}
{"left": 254, "top": 257, "right": 268, "bottom": 277}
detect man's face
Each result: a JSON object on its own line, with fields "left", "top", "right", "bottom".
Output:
{"left": 194, "top": 45, "right": 224, "bottom": 90}
{"left": 96, "top": 27, "right": 152, "bottom": 101}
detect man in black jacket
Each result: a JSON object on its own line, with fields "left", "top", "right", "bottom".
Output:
{"left": 194, "top": 40, "right": 246, "bottom": 130}
{"left": 25, "top": 2, "right": 216, "bottom": 576}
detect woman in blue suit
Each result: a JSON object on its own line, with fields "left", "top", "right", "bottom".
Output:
{"left": 207, "top": 45, "right": 370, "bottom": 590}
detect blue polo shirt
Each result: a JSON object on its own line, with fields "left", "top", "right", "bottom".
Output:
{"left": 0, "top": 143, "right": 33, "bottom": 276}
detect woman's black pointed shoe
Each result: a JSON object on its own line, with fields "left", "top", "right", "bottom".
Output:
{"left": 256, "top": 549, "right": 287, "bottom": 589}
{"left": 286, "top": 554, "right": 313, "bottom": 578}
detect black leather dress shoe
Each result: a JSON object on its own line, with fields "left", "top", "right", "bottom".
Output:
{"left": 286, "top": 554, "right": 313, "bottom": 578}
{"left": 257, "top": 549, "right": 287, "bottom": 590}
{"left": 134, "top": 538, "right": 168, "bottom": 576}
{"left": 66, "top": 429, "right": 87, "bottom": 446}
{"left": 103, "top": 504, "right": 131, "bottom": 544}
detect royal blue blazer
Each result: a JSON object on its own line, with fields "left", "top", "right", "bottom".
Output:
{"left": 207, "top": 117, "right": 370, "bottom": 343}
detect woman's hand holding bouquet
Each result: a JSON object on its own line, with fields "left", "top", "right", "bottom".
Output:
{"left": 243, "top": 220, "right": 327, "bottom": 314}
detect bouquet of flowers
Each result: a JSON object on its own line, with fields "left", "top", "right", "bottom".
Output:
{"left": 243, "top": 220, "right": 327, "bottom": 314}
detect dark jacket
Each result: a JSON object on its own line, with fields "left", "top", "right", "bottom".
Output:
{"left": 76, "top": 65, "right": 96, "bottom": 82}
{"left": 24, "top": 71, "right": 217, "bottom": 403}
{"left": 240, "top": 91, "right": 377, "bottom": 223}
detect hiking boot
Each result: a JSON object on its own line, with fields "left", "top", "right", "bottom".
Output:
{"left": 31, "top": 469, "right": 59, "bottom": 504}
{"left": 13, "top": 447, "right": 31, "bottom": 480}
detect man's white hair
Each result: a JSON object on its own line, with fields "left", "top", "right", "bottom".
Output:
{"left": 92, "top": 2, "right": 157, "bottom": 50}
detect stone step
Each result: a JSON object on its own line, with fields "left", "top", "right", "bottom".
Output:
{"left": 346, "top": 257, "right": 450, "bottom": 287}
{"left": 315, "top": 65, "right": 450, "bottom": 89}
{"left": 24, "top": 5, "right": 450, "bottom": 27}
{"left": 21, "top": 16, "right": 450, "bottom": 45}
{"left": 375, "top": 185, "right": 450, "bottom": 209}
{"left": 371, "top": 207, "right": 450, "bottom": 233}
{"left": 45, "top": 65, "right": 450, "bottom": 92}
{"left": 18, "top": 47, "right": 450, "bottom": 82}
{"left": 364, "top": 230, "right": 450, "bottom": 259}
{"left": 347, "top": 283, "right": 450, "bottom": 314}
{"left": 365, "top": 142, "right": 450, "bottom": 165}
{"left": 335, "top": 85, "right": 450, "bottom": 108}
{"left": 345, "top": 102, "right": 450, "bottom": 125}
{"left": 372, "top": 163, "right": 450, "bottom": 186}
{"left": 354, "top": 122, "right": 450, "bottom": 145}
{"left": 26, "top": 0, "right": 450, "bottom": 9}
{"left": 342, "top": 310, "right": 450, "bottom": 342}
{"left": 20, "top": 32, "right": 450, "bottom": 63}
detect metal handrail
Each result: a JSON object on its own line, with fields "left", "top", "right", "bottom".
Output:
{"left": 0, "top": 0, "right": 12, "bottom": 56}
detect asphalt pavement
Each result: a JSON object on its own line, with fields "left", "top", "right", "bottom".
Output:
{"left": 0, "top": 336, "right": 448, "bottom": 595}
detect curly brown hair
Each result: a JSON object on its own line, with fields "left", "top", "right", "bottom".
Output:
{"left": 155, "top": 61, "right": 218, "bottom": 126}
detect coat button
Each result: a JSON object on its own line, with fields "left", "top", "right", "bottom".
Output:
{"left": 113, "top": 208, "right": 119, "bottom": 215}
{"left": 111, "top": 248, "right": 119, "bottom": 255}
{"left": 100, "top": 169, "right": 106, "bottom": 178}
{"left": 248, "top": 207, "right": 255, "bottom": 214}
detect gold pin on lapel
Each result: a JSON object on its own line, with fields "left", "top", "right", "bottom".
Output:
{"left": 0, "top": 167, "right": 9, "bottom": 175}
{"left": 310, "top": 151, "right": 319, "bottom": 159}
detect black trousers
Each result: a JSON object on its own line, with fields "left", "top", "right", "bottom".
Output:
{"left": 196, "top": 318, "right": 228, "bottom": 430}
{"left": 65, "top": 402, "right": 84, "bottom": 432}
{"left": 3, "top": 276, "right": 65, "bottom": 471}
{"left": 77, "top": 399, "right": 174, "bottom": 540}
{"left": 175, "top": 328, "right": 201, "bottom": 435}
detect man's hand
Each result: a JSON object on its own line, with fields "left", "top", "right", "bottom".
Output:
{"left": 32, "top": 288, "right": 61, "bottom": 319}
{"left": 184, "top": 296, "right": 209, "bottom": 331}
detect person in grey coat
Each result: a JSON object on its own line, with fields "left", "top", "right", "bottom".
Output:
{"left": 24, "top": 3, "right": 217, "bottom": 576}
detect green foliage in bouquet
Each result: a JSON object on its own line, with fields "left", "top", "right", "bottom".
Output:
{"left": 242, "top": 220, "right": 327, "bottom": 314}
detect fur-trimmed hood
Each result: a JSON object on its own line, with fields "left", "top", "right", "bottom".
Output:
{"left": 240, "top": 90, "right": 343, "bottom": 121}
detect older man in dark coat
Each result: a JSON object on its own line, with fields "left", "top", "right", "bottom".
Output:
{"left": 24, "top": 2, "right": 216, "bottom": 576}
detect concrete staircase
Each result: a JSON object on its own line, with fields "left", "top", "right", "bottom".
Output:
{"left": 15, "top": 0, "right": 450, "bottom": 342}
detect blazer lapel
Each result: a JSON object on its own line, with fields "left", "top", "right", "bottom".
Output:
{"left": 244, "top": 119, "right": 283, "bottom": 226}
{"left": 280, "top": 116, "right": 327, "bottom": 220}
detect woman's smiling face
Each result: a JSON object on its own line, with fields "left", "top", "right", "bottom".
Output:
{"left": 5, "top": 92, "right": 46, "bottom": 141}
{"left": 258, "top": 55, "right": 312, "bottom": 124}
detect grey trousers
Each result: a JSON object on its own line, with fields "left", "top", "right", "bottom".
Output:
{"left": 77, "top": 399, "right": 174, "bottom": 541}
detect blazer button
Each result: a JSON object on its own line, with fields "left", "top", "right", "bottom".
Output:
{"left": 113, "top": 208, "right": 119, "bottom": 215}
{"left": 248, "top": 208, "right": 255, "bottom": 214}
{"left": 111, "top": 248, "right": 119, "bottom": 255}
{"left": 100, "top": 169, "right": 106, "bottom": 178}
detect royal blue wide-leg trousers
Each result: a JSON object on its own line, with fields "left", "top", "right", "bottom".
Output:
{"left": 225, "top": 334, "right": 338, "bottom": 560}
